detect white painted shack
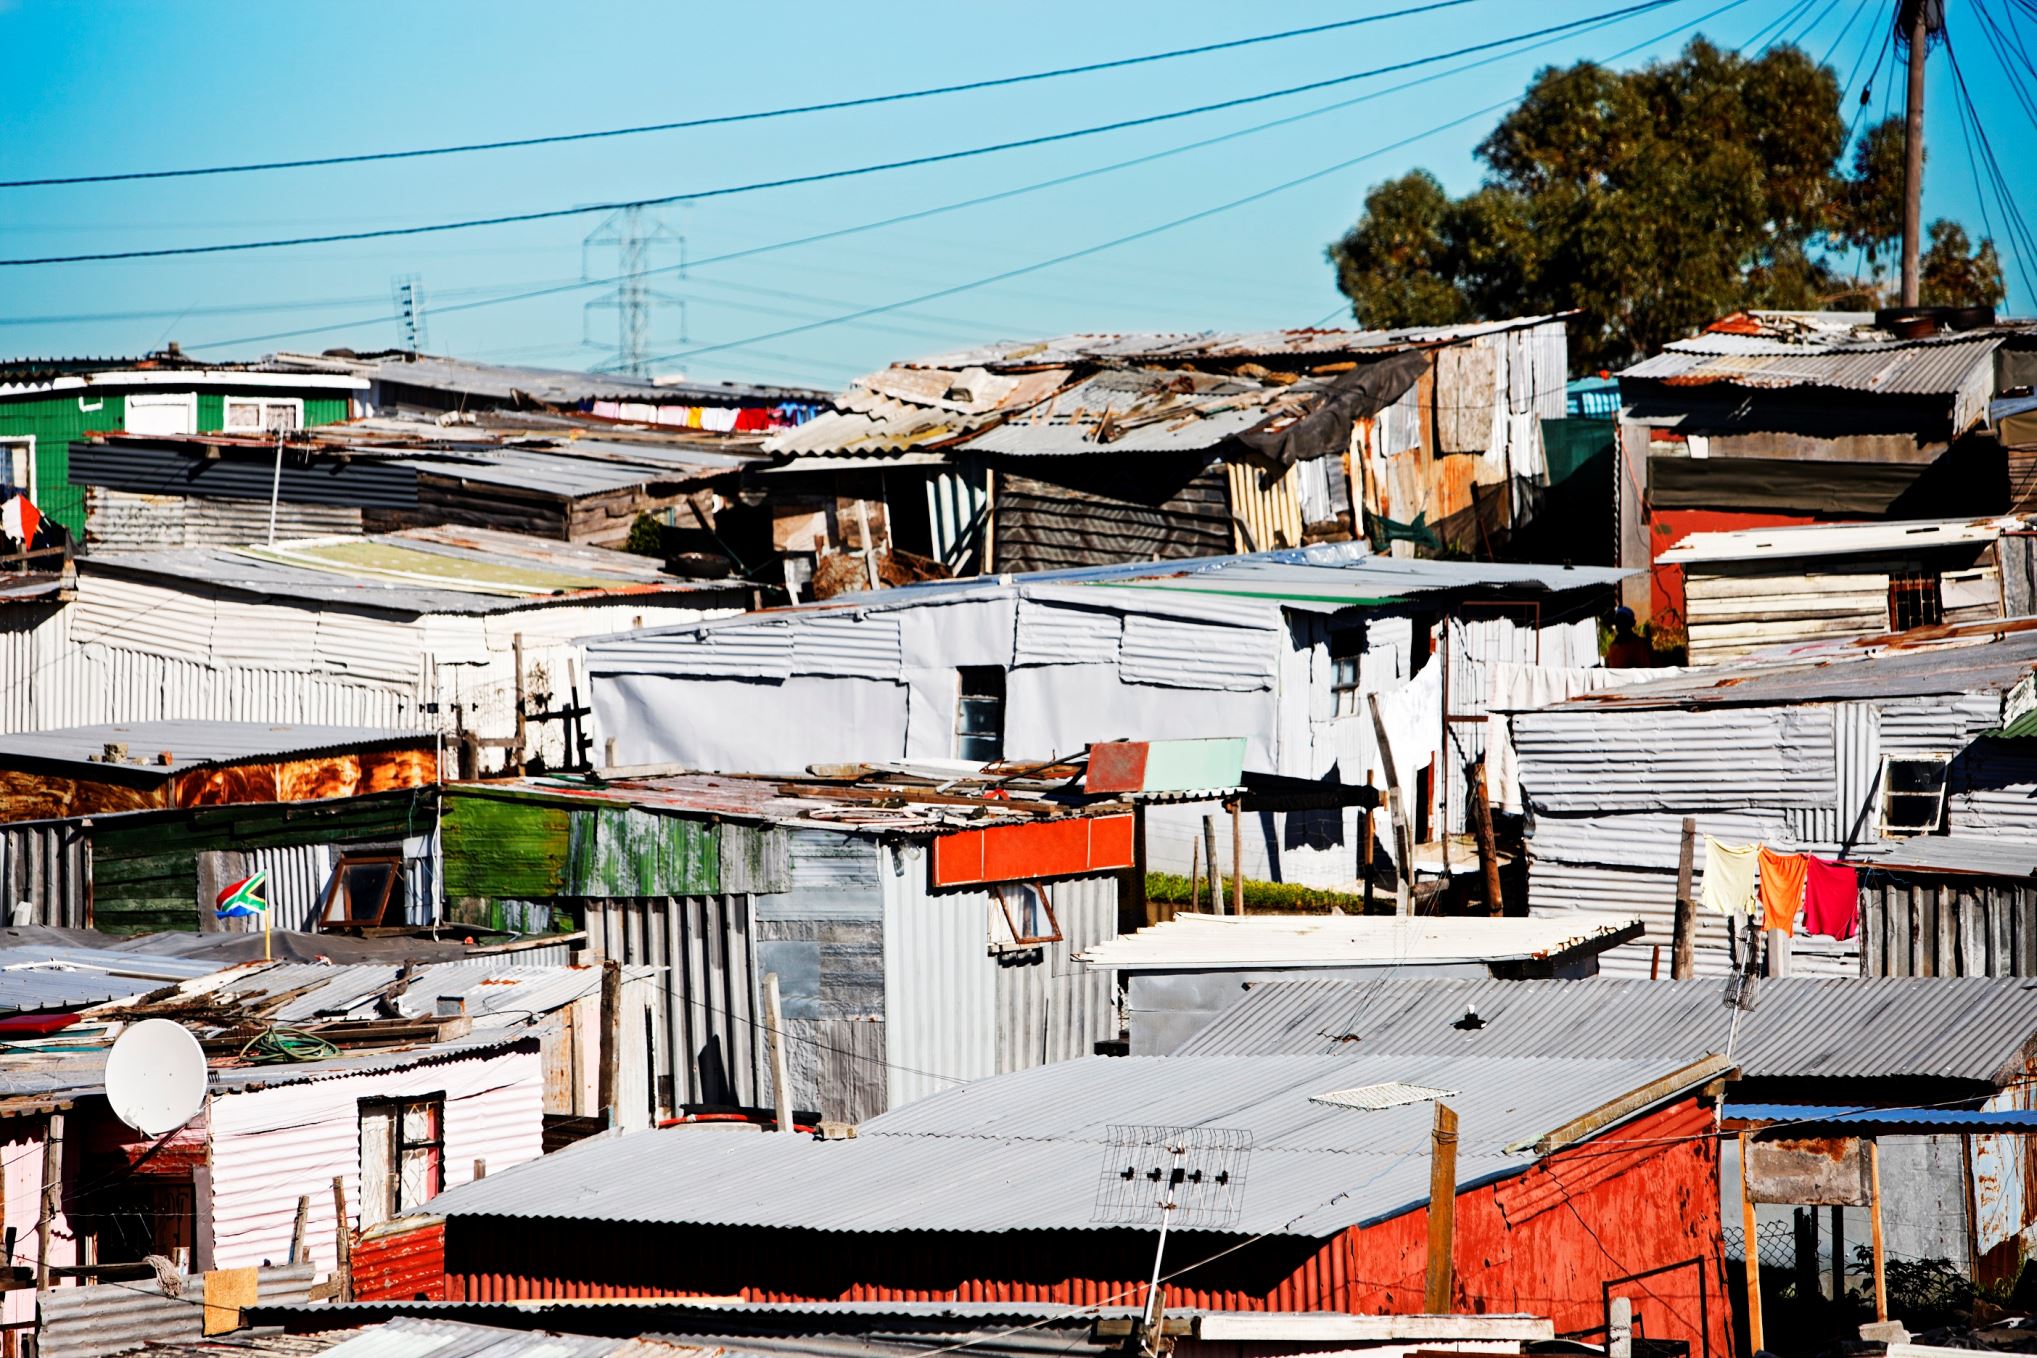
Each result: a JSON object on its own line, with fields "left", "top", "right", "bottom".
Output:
{"left": 584, "top": 546, "right": 1625, "bottom": 889}
{"left": 0, "top": 527, "right": 747, "bottom": 769}
{"left": 1510, "top": 626, "right": 2037, "bottom": 977}
{"left": 1658, "top": 516, "right": 2032, "bottom": 664}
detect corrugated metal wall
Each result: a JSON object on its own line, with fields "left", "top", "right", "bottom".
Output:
{"left": 1862, "top": 874, "right": 2037, "bottom": 976}
{"left": 1224, "top": 459, "right": 1305, "bottom": 552}
{"left": 38, "top": 1264, "right": 316, "bottom": 1358}
{"left": 925, "top": 460, "right": 990, "bottom": 573}
{"left": 205, "top": 1042, "right": 543, "bottom": 1271}
{"left": 84, "top": 487, "right": 363, "bottom": 549}
{"left": 584, "top": 895, "right": 764, "bottom": 1115}
{"left": 993, "top": 874, "right": 1119, "bottom": 1072}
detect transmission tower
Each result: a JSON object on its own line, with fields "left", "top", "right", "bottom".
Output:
{"left": 583, "top": 205, "right": 686, "bottom": 378}
{"left": 390, "top": 274, "right": 429, "bottom": 353}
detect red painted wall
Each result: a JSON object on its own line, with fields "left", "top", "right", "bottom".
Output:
{"left": 354, "top": 1217, "right": 449, "bottom": 1302}
{"left": 433, "top": 1100, "right": 1731, "bottom": 1358}
{"left": 1650, "top": 509, "right": 1821, "bottom": 628}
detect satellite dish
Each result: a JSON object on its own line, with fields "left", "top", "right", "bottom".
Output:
{"left": 106, "top": 1019, "right": 208, "bottom": 1137}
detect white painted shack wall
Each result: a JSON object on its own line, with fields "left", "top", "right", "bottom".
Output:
{"left": 2, "top": 1115, "right": 72, "bottom": 1326}
{"left": 205, "top": 1042, "right": 543, "bottom": 1269}
{"left": 7, "top": 577, "right": 738, "bottom": 768}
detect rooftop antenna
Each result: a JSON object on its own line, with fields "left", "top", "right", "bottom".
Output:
{"left": 390, "top": 274, "right": 430, "bottom": 354}
{"left": 583, "top": 205, "right": 686, "bottom": 379}
{"left": 105, "top": 1018, "right": 208, "bottom": 1137}
{"left": 1094, "top": 1125, "right": 1251, "bottom": 1358}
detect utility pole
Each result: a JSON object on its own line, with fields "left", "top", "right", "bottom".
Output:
{"left": 583, "top": 205, "right": 686, "bottom": 378}
{"left": 1898, "top": 0, "right": 1936, "bottom": 306}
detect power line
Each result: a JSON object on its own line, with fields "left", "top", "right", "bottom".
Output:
{"left": 641, "top": 0, "right": 1761, "bottom": 369}
{"left": 0, "top": 1, "right": 1683, "bottom": 270}
{"left": 187, "top": 0, "right": 1721, "bottom": 357}
{"left": 0, "top": 3, "right": 1489, "bottom": 192}
{"left": 1940, "top": 18, "right": 2037, "bottom": 307}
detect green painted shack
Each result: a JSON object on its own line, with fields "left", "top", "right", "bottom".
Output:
{"left": 0, "top": 352, "right": 366, "bottom": 535}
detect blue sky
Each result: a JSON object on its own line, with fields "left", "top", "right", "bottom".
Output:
{"left": 3, "top": 0, "right": 2032, "bottom": 390}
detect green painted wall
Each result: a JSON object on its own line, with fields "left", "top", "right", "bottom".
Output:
{"left": 0, "top": 385, "right": 353, "bottom": 536}
{"left": 91, "top": 792, "right": 427, "bottom": 935}
{"left": 440, "top": 792, "right": 570, "bottom": 900}
{"left": 566, "top": 805, "right": 720, "bottom": 897}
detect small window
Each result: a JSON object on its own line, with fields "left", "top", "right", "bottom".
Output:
{"left": 1329, "top": 629, "right": 1363, "bottom": 717}
{"left": 359, "top": 1096, "right": 444, "bottom": 1226}
{"left": 0, "top": 436, "right": 33, "bottom": 499}
{"left": 1888, "top": 572, "right": 1944, "bottom": 631}
{"left": 989, "top": 881, "right": 1061, "bottom": 948}
{"left": 222, "top": 396, "right": 303, "bottom": 433}
{"left": 1879, "top": 754, "right": 1950, "bottom": 836}
{"left": 319, "top": 851, "right": 403, "bottom": 930}
{"left": 955, "top": 666, "right": 1005, "bottom": 763}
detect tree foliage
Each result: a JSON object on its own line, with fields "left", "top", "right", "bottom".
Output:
{"left": 1327, "top": 38, "right": 2006, "bottom": 371}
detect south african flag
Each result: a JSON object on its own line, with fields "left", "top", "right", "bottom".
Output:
{"left": 215, "top": 870, "right": 270, "bottom": 919}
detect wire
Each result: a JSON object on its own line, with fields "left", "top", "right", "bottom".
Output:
{"left": 0, "top": 3, "right": 1490, "bottom": 191}
{"left": 641, "top": 0, "right": 1760, "bottom": 368}
{"left": 1941, "top": 22, "right": 2037, "bottom": 306}
{"left": 0, "top": 1, "right": 1685, "bottom": 269}
{"left": 182, "top": 0, "right": 1706, "bottom": 353}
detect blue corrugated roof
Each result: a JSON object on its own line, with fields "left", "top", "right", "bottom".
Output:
{"left": 1724, "top": 1104, "right": 2037, "bottom": 1131}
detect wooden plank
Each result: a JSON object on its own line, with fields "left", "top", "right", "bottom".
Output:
{"left": 1424, "top": 1102, "right": 1458, "bottom": 1314}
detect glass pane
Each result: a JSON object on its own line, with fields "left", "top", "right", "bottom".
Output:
{"left": 397, "top": 1146, "right": 440, "bottom": 1210}
{"left": 957, "top": 697, "right": 1001, "bottom": 738}
{"left": 340, "top": 862, "right": 396, "bottom": 923}
{"left": 401, "top": 1101, "right": 440, "bottom": 1142}
{"left": 957, "top": 731, "right": 1001, "bottom": 762}
{"left": 1887, "top": 761, "right": 1944, "bottom": 794}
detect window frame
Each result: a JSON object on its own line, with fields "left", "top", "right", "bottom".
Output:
{"left": 1328, "top": 627, "right": 1364, "bottom": 717}
{"left": 989, "top": 880, "right": 1062, "bottom": 950}
{"left": 318, "top": 850, "right": 404, "bottom": 931}
{"left": 1887, "top": 571, "right": 1945, "bottom": 632}
{"left": 221, "top": 394, "right": 305, "bottom": 434}
{"left": 0, "top": 436, "right": 35, "bottom": 500}
{"left": 123, "top": 391, "right": 198, "bottom": 436}
{"left": 953, "top": 665, "right": 1006, "bottom": 763}
{"left": 1878, "top": 753, "right": 1951, "bottom": 836}
{"left": 359, "top": 1094, "right": 446, "bottom": 1225}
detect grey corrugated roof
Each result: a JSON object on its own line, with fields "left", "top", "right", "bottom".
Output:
{"left": 1175, "top": 976, "right": 2037, "bottom": 1083}
{"left": 1077, "top": 912, "right": 1638, "bottom": 971}
{"left": 83, "top": 526, "right": 744, "bottom": 616}
{"left": 961, "top": 369, "right": 1295, "bottom": 456}
{"left": 1620, "top": 332, "right": 2004, "bottom": 396}
{"left": 1550, "top": 629, "right": 2037, "bottom": 710}
{"left": 0, "top": 720, "right": 428, "bottom": 775}
{"left": 426, "top": 1050, "right": 1712, "bottom": 1238}
{"left": 175, "top": 960, "right": 633, "bottom": 1029}
{"left": 1849, "top": 834, "right": 2037, "bottom": 877}
{"left": 0, "top": 947, "right": 217, "bottom": 1016}
{"left": 903, "top": 317, "right": 1566, "bottom": 371}
{"left": 275, "top": 352, "right": 829, "bottom": 408}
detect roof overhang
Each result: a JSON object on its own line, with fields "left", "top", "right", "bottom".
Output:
{"left": 1, "top": 370, "right": 369, "bottom": 398}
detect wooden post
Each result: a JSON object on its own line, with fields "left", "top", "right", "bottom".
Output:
{"left": 1366, "top": 692, "right": 1414, "bottom": 915}
{"left": 1424, "top": 1102, "right": 1458, "bottom": 1313}
{"left": 1201, "top": 816, "right": 1221, "bottom": 914}
{"left": 1739, "top": 1134, "right": 1763, "bottom": 1353}
{"left": 1832, "top": 1204, "right": 1846, "bottom": 1301}
{"left": 472, "top": 1159, "right": 487, "bottom": 1181}
{"left": 1124, "top": 803, "right": 1150, "bottom": 930}
{"left": 597, "top": 959, "right": 622, "bottom": 1125}
{"left": 1229, "top": 798, "right": 1244, "bottom": 916}
{"left": 1607, "top": 1297, "right": 1633, "bottom": 1358}
{"left": 1869, "top": 1139, "right": 1888, "bottom": 1322}
{"left": 1671, "top": 817, "right": 1698, "bottom": 979}
{"left": 1360, "top": 772, "right": 1376, "bottom": 911}
{"left": 1470, "top": 764, "right": 1502, "bottom": 916}
{"left": 330, "top": 1176, "right": 354, "bottom": 1303}
{"left": 764, "top": 971, "right": 795, "bottom": 1133}
{"left": 1188, "top": 838, "right": 1201, "bottom": 919}
{"left": 1766, "top": 928, "right": 1792, "bottom": 977}
{"left": 288, "top": 1194, "right": 309, "bottom": 1266}
{"left": 457, "top": 730, "right": 480, "bottom": 781}
{"left": 35, "top": 1113, "right": 62, "bottom": 1291}
{"left": 511, "top": 632, "right": 529, "bottom": 778}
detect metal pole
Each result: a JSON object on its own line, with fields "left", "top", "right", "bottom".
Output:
{"left": 765, "top": 971, "right": 795, "bottom": 1133}
{"left": 267, "top": 431, "right": 284, "bottom": 545}
{"left": 1899, "top": 0, "right": 1929, "bottom": 307}
{"left": 1140, "top": 1146, "right": 1183, "bottom": 1358}
{"left": 1671, "top": 817, "right": 1698, "bottom": 979}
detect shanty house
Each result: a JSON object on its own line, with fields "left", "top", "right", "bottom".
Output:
{"left": 1507, "top": 626, "right": 2037, "bottom": 976}
{"left": 437, "top": 767, "right": 1150, "bottom": 1123}
{"left": 1179, "top": 975, "right": 2037, "bottom": 1286}
{"left": 0, "top": 526, "right": 748, "bottom": 768}
{"left": 584, "top": 546, "right": 1623, "bottom": 891}
{"left": 386, "top": 1049, "right": 1734, "bottom": 1358}
{"left": 67, "top": 418, "right": 767, "bottom": 553}
{"left": 1657, "top": 516, "right": 2035, "bottom": 664}
{"left": 1613, "top": 309, "right": 2037, "bottom": 622}
{"left": 0, "top": 353, "right": 367, "bottom": 538}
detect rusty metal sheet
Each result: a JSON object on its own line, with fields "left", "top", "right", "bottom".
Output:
{"left": 1745, "top": 1136, "right": 1872, "bottom": 1205}
{"left": 176, "top": 761, "right": 285, "bottom": 806}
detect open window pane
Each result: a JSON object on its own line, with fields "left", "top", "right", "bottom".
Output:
{"left": 990, "top": 881, "right": 1061, "bottom": 947}
{"left": 1878, "top": 755, "right": 1949, "bottom": 835}
{"left": 320, "top": 853, "right": 403, "bottom": 930}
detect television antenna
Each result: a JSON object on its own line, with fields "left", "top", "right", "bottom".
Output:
{"left": 105, "top": 1019, "right": 208, "bottom": 1137}
{"left": 1094, "top": 1125, "right": 1251, "bottom": 1358}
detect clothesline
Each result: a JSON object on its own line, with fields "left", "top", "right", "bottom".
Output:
{"left": 1700, "top": 836, "right": 1858, "bottom": 941}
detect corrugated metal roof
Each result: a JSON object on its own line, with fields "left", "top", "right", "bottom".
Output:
{"left": 1658, "top": 516, "right": 2022, "bottom": 564}
{"left": 140, "top": 960, "right": 631, "bottom": 1031}
{"left": 83, "top": 526, "right": 743, "bottom": 616}
{"left": 37, "top": 1263, "right": 318, "bottom": 1358}
{"left": 962, "top": 369, "right": 1300, "bottom": 456}
{"left": 272, "top": 352, "right": 828, "bottom": 408}
{"left": 0, "top": 720, "right": 428, "bottom": 775}
{"left": 1621, "top": 332, "right": 2005, "bottom": 395}
{"left": 1176, "top": 976, "right": 2037, "bottom": 1083}
{"left": 0, "top": 946, "right": 217, "bottom": 1016}
{"left": 1849, "top": 834, "right": 2037, "bottom": 877}
{"left": 426, "top": 1049, "right": 1712, "bottom": 1237}
{"left": 763, "top": 368, "right": 1071, "bottom": 457}
{"left": 1076, "top": 912, "right": 1638, "bottom": 971}
{"left": 1721, "top": 1104, "right": 2037, "bottom": 1131}
{"left": 902, "top": 317, "right": 1568, "bottom": 371}
{"left": 312, "top": 1317, "right": 654, "bottom": 1358}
